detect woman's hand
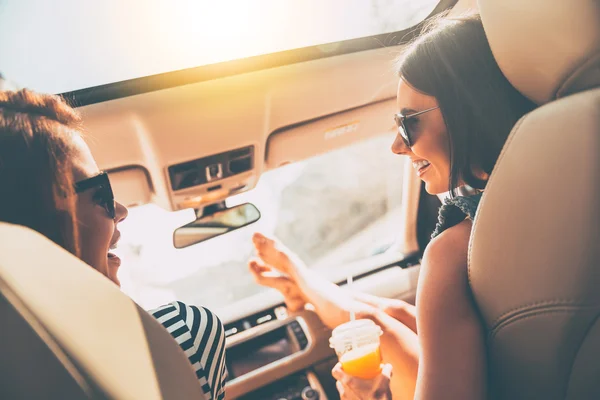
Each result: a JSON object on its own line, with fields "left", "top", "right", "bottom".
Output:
{"left": 354, "top": 293, "right": 418, "bottom": 334}
{"left": 332, "top": 363, "right": 393, "bottom": 400}
{"left": 355, "top": 308, "right": 419, "bottom": 399}
{"left": 380, "top": 299, "right": 417, "bottom": 332}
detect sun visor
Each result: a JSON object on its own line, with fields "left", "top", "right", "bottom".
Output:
{"left": 266, "top": 99, "right": 396, "bottom": 168}
{"left": 107, "top": 166, "right": 153, "bottom": 207}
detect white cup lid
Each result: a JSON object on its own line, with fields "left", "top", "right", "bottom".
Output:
{"left": 329, "top": 319, "right": 382, "bottom": 347}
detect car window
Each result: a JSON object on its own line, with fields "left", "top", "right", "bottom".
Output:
{"left": 0, "top": 0, "right": 440, "bottom": 93}
{"left": 116, "top": 134, "right": 406, "bottom": 311}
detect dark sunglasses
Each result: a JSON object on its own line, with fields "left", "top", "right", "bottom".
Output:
{"left": 74, "top": 172, "right": 116, "bottom": 219}
{"left": 394, "top": 106, "right": 439, "bottom": 148}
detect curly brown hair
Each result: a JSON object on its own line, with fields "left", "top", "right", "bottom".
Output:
{"left": 0, "top": 89, "right": 83, "bottom": 256}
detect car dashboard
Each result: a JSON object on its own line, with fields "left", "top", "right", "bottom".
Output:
{"left": 225, "top": 309, "right": 334, "bottom": 399}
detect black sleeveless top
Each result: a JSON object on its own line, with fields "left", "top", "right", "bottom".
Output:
{"left": 431, "top": 193, "right": 483, "bottom": 239}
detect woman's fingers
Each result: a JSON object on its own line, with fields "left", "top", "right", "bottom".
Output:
{"left": 336, "top": 381, "right": 361, "bottom": 400}
{"left": 380, "top": 363, "right": 393, "bottom": 380}
{"left": 331, "top": 363, "right": 345, "bottom": 381}
{"left": 357, "top": 307, "right": 406, "bottom": 332}
{"left": 331, "top": 364, "right": 362, "bottom": 399}
{"left": 373, "top": 364, "right": 393, "bottom": 398}
{"left": 332, "top": 363, "right": 393, "bottom": 400}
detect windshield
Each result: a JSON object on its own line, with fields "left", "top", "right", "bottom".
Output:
{"left": 0, "top": 0, "right": 439, "bottom": 93}
{"left": 116, "top": 134, "right": 406, "bottom": 312}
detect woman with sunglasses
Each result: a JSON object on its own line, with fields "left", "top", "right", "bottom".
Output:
{"left": 0, "top": 89, "right": 226, "bottom": 400}
{"left": 249, "top": 13, "right": 536, "bottom": 400}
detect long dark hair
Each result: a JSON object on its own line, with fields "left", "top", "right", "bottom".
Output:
{"left": 0, "top": 89, "right": 82, "bottom": 256}
{"left": 398, "top": 12, "right": 536, "bottom": 195}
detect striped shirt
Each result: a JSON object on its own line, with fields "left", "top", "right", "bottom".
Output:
{"left": 151, "top": 301, "right": 227, "bottom": 400}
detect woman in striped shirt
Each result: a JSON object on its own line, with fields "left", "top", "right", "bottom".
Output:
{"left": 0, "top": 89, "right": 226, "bottom": 400}
{"left": 152, "top": 302, "right": 227, "bottom": 400}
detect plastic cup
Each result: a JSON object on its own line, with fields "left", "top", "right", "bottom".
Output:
{"left": 329, "top": 319, "right": 383, "bottom": 379}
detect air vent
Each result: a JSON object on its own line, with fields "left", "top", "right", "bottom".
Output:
{"left": 224, "top": 322, "right": 245, "bottom": 337}
{"left": 229, "top": 147, "right": 251, "bottom": 159}
{"left": 224, "top": 308, "right": 278, "bottom": 338}
{"left": 228, "top": 157, "right": 252, "bottom": 174}
{"left": 169, "top": 145, "right": 254, "bottom": 191}
{"left": 207, "top": 185, "right": 222, "bottom": 192}
{"left": 230, "top": 184, "right": 246, "bottom": 194}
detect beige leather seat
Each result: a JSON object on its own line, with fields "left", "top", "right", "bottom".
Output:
{"left": 0, "top": 222, "right": 207, "bottom": 399}
{"left": 471, "top": 0, "right": 600, "bottom": 399}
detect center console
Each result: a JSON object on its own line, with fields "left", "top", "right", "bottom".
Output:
{"left": 226, "top": 319, "right": 310, "bottom": 380}
{"left": 224, "top": 311, "right": 334, "bottom": 399}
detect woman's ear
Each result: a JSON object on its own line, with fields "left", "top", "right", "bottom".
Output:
{"left": 54, "top": 195, "right": 71, "bottom": 211}
{"left": 54, "top": 184, "right": 80, "bottom": 212}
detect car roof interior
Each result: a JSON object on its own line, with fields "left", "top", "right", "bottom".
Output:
{"left": 68, "top": 0, "right": 458, "bottom": 213}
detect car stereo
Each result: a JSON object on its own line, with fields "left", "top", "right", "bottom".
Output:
{"left": 226, "top": 319, "right": 310, "bottom": 380}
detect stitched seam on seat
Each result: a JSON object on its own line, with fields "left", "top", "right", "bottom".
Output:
{"left": 490, "top": 300, "right": 595, "bottom": 328}
{"left": 467, "top": 115, "right": 527, "bottom": 288}
{"left": 490, "top": 305, "right": 600, "bottom": 339}
{"left": 554, "top": 51, "right": 600, "bottom": 100}
{"left": 489, "top": 307, "right": 600, "bottom": 398}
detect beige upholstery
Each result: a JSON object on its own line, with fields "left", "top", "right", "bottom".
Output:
{"left": 0, "top": 222, "right": 206, "bottom": 400}
{"left": 472, "top": 1, "right": 600, "bottom": 399}
{"left": 478, "top": 0, "right": 600, "bottom": 105}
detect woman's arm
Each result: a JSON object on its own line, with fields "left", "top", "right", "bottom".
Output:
{"left": 414, "top": 221, "right": 487, "bottom": 400}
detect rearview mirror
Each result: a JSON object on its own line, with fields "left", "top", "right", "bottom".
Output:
{"left": 173, "top": 203, "right": 261, "bottom": 249}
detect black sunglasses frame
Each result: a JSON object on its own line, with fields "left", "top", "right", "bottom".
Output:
{"left": 394, "top": 106, "right": 440, "bottom": 148}
{"left": 74, "top": 172, "right": 116, "bottom": 219}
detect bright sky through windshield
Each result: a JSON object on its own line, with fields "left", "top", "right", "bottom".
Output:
{"left": 0, "top": 0, "right": 438, "bottom": 93}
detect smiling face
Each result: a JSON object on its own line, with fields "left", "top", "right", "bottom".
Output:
{"left": 70, "top": 136, "right": 128, "bottom": 286}
{"left": 392, "top": 78, "right": 453, "bottom": 195}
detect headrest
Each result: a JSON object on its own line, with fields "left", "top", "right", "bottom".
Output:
{"left": 478, "top": 0, "right": 600, "bottom": 104}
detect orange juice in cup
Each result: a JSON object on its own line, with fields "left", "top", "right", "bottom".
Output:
{"left": 329, "top": 319, "right": 383, "bottom": 379}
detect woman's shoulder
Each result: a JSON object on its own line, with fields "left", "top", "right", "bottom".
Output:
{"left": 150, "top": 301, "right": 219, "bottom": 318}
{"left": 423, "top": 219, "right": 472, "bottom": 280}
{"left": 150, "top": 301, "right": 224, "bottom": 335}
{"left": 150, "top": 301, "right": 227, "bottom": 399}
